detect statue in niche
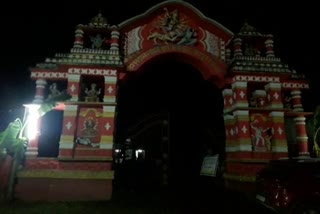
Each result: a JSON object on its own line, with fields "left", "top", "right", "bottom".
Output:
{"left": 46, "top": 83, "right": 61, "bottom": 100}
{"left": 284, "top": 95, "right": 292, "bottom": 109}
{"left": 249, "top": 91, "right": 266, "bottom": 108}
{"left": 244, "top": 44, "right": 258, "bottom": 56}
{"left": 85, "top": 83, "right": 101, "bottom": 102}
{"left": 90, "top": 34, "right": 106, "bottom": 49}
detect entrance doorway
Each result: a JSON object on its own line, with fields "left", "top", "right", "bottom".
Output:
{"left": 115, "top": 55, "right": 225, "bottom": 194}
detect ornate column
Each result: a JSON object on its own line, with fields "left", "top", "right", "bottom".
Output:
{"left": 234, "top": 110, "right": 251, "bottom": 151}
{"left": 265, "top": 34, "right": 275, "bottom": 58}
{"left": 32, "top": 79, "right": 47, "bottom": 104}
{"left": 232, "top": 81, "right": 248, "bottom": 108}
{"left": 291, "top": 90, "right": 304, "bottom": 112}
{"left": 265, "top": 83, "right": 282, "bottom": 108}
{"left": 294, "top": 116, "right": 309, "bottom": 156}
{"left": 233, "top": 37, "right": 243, "bottom": 57}
{"left": 58, "top": 105, "right": 78, "bottom": 159}
{"left": 225, "top": 48, "right": 231, "bottom": 62}
{"left": 100, "top": 106, "right": 116, "bottom": 154}
{"left": 269, "top": 112, "right": 288, "bottom": 158}
{"left": 27, "top": 79, "right": 47, "bottom": 156}
{"left": 103, "top": 75, "right": 117, "bottom": 103}
{"left": 73, "top": 26, "right": 84, "bottom": 49}
{"left": 224, "top": 114, "right": 236, "bottom": 152}
{"left": 222, "top": 89, "right": 233, "bottom": 112}
{"left": 110, "top": 26, "right": 120, "bottom": 51}
{"left": 67, "top": 74, "right": 81, "bottom": 102}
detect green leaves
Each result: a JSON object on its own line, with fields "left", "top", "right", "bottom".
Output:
{"left": 38, "top": 91, "right": 71, "bottom": 117}
{"left": 0, "top": 119, "right": 22, "bottom": 150}
{"left": 313, "top": 105, "right": 320, "bottom": 134}
{"left": 313, "top": 105, "right": 320, "bottom": 157}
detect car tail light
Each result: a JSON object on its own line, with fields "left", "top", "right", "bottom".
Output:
{"left": 269, "top": 179, "right": 291, "bottom": 208}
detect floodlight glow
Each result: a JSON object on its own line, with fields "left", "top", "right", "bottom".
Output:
{"left": 24, "top": 104, "right": 40, "bottom": 140}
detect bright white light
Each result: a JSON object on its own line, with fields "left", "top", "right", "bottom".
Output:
{"left": 24, "top": 104, "right": 40, "bottom": 140}
{"left": 115, "top": 149, "right": 121, "bottom": 153}
{"left": 135, "top": 149, "right": 144, "bottom": 158}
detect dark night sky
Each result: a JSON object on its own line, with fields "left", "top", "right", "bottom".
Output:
{"left": 0, "top": 0, "right": 318, "bottom": 111}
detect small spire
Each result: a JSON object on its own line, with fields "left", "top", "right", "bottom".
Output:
{"left": 89, "top": 11, "right": 108, "bottom": 27}
{"left": 238, "top": 20, "right": 261, "bottom": 36}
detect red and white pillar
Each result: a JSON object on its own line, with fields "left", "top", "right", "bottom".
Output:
{"left": 222, "top": 89, "right": 233, "bottom": 112}
{"left": 100, "top": 106, "right": 116, "bottom": 152}
{"left": 265, "top": 34, "right": 275, "bottom": 58}
{"left": 32, "top": 79, "right": 47, "bottom": 104}
{"left": 232, "top": 81, "right": 248, "bottom": 108}
{"left": 233, "top": 37, "right": 243, "bottom": 57}
{"left": 58, "top": 105, "right": 79, "bottom": 159}
{"left": 265, "top": 83, "right": 282, "bottom": 108}
{"left": 234, "top": 110, "right": 251, "bottom": 151}
{"left": 67, "top": 74, "right": 80, "bottom": 102}
{"left": 269, "top": 112, "right": 288, "bottom": 157}
{"left": 103, "top": 75, "right": 117, "bottom": 103}
{"left": 110, "top": 27, "right": 120, "bottom": 51}
{"left": 291, "top": 90, "right": 304, "bottom": 112}
{"left": 73, "top": 27, "right": 84, "bottom": 49}
{"left": 294, "top": 116, "right": 309, "bottom": 156}
{"left": 27, "top": 79, "right": 47, "bottom": 156}
{"left": 224, "top": 114, "right": 236, "bottom": 152}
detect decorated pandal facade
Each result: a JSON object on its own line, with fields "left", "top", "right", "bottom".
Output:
{"left": 222, "top": 22, "right": 311, "bottom": 190}
{"left": 15, "top": 0, "right": 311, "bottom": 201}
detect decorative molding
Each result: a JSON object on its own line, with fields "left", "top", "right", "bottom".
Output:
{"left": 68, "top": 68, "right": 117, "bottom": 76}
{"left": 17, "top": 169, "right": 114, "bottom": 179}
{"left": 233, "top": 75, "right": 280, "bottom": 83}
{"left": 223, "top": 173, "right": 256, "bottom": 182}
{"left": 31, "top": 72, "right": 67, "bottom": 79}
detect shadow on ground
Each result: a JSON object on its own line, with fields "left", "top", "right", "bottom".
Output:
{"left": 0, "top": 187, "right": 274, "bottom": 214}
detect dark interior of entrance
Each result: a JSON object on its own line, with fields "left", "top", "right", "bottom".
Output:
{"left": 115, "top": 55, "right": 226, "bottom": 194}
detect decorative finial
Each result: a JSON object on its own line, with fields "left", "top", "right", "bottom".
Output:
{"left": 89, "top": 11, "right": 108, "bottom": 27}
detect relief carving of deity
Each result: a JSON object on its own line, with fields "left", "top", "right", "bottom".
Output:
{"left": 250, "top": 114, "right": 273, "bottom": 151}
{"left": 147, "top": 7, "right": 197, "bottom": 45}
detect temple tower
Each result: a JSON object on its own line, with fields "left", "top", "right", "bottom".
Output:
{"left": 223, "top": 22, "right": 311, "bottom": 191}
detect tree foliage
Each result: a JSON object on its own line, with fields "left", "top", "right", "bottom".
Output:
{"left": 0, "top": 92, "right": 71, "bottom": 200}
{"left": 313, "top": 105, "right": 320, "bottom": 157}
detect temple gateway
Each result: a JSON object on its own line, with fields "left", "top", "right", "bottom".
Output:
{"left": 13, "top": 0, "right": 311, "bottom": 201}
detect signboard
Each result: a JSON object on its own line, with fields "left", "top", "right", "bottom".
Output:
{"left": 200, "top": 154, "right": 219, "bottom": 177}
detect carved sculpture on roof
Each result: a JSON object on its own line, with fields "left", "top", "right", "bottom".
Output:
{"left": 89, "top": 12, "right": 108, "bottom": 27}
{"left": 244, "top": 43, "right": 259, "bottom": 57}
{"left": 46, "top": 82, "right": 61, "bottom": 101}
{"left": 239, "top": 21, "right": 261, "bottom": 36}
{"left": 90, "top": 34, "right": 106, "bottom": 49}
{"left": 85, "top": 83, "right": 101, "bottom": 102}
{"left": 147, "top": 7, "right": 197, "bottom": 45}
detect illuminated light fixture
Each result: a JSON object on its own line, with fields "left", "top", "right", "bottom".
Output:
{"left": 135, "top": 149, "right": 145, "bottom": 158}
{"left": 23, "top": 104, "right": 41, "bottom": 141}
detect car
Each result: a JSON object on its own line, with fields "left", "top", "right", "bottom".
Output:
{"left": 255, "top": 157, "right": 320, "bottom": 213}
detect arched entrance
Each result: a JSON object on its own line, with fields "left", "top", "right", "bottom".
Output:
{"left": 115, "top": 53, "right": 226, "bottom": 194}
